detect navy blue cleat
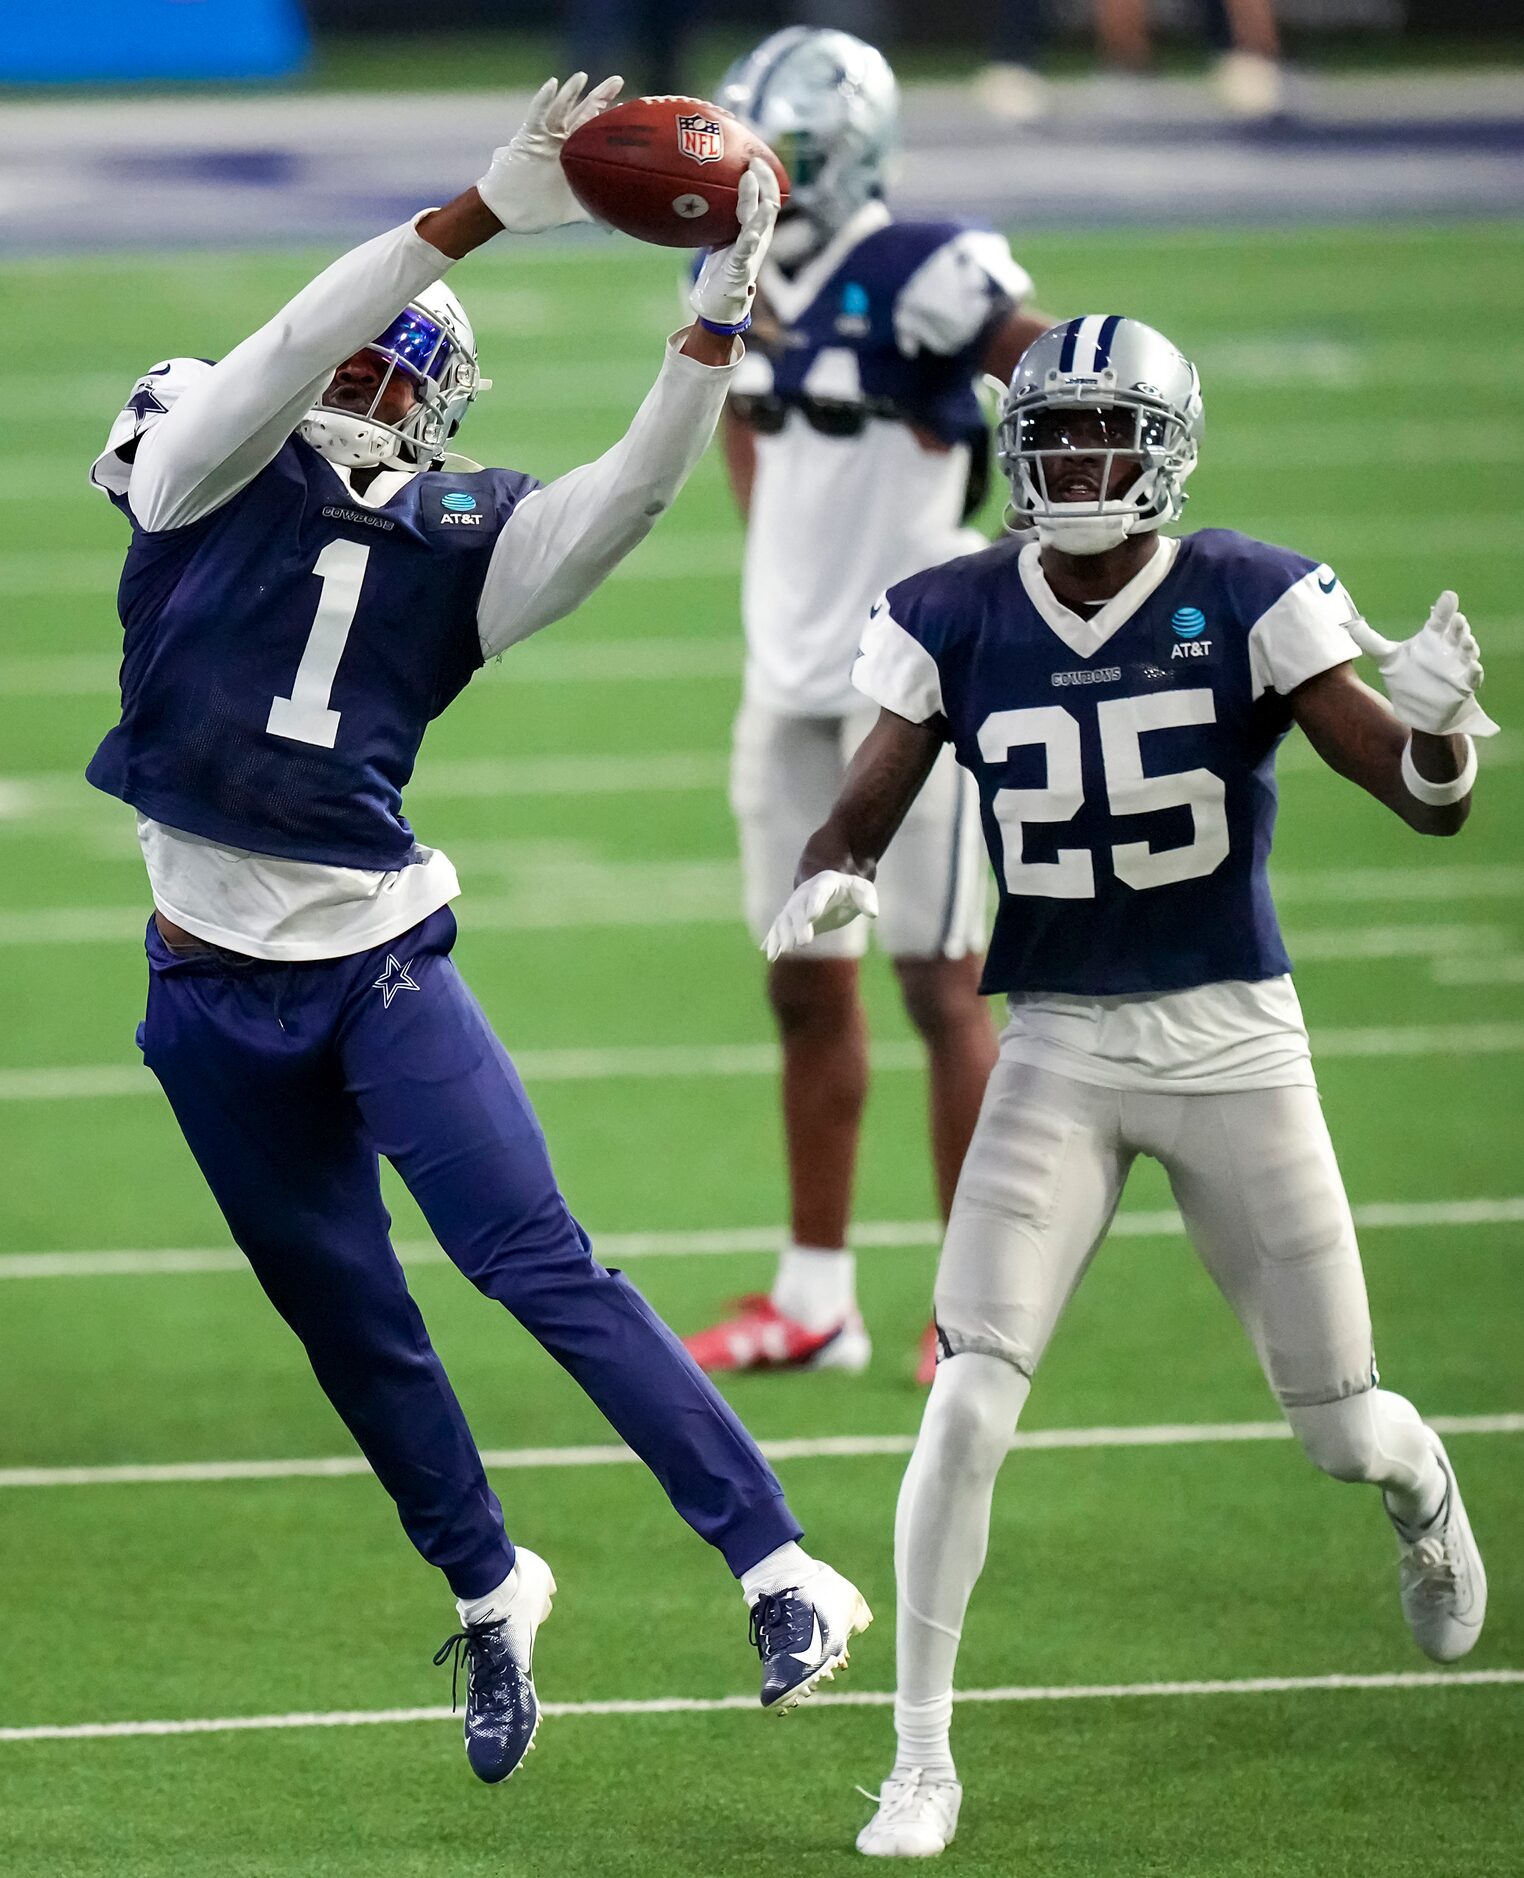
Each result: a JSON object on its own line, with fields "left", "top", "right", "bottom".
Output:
{"left": 433, "top": 1547, "right": 556, "bottom": 1784}
{"left": 750, "top": 1563, "right": 872, "bottom": 1713}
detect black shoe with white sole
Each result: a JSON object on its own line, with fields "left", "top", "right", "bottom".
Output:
{"left": 433, "top": 1547, "right": 556, "bottom": 1783}
{"left": 750, "top": 1563, "right": 872, "bottom": 1713}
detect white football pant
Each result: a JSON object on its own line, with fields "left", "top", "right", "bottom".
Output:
{"left": 890, "top": 1060, "right": 1445, "bottom": 1777}
{"left": 731, "top": 698, "right": 987, "bottom": 961}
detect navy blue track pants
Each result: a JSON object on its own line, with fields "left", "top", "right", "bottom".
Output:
{"left": 140, "top": 907, "right": 799, "bottom": 1598}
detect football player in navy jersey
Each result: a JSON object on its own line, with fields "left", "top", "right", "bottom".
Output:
{"left": 764, "top": 316, "right": 1497, "bottom": 1857}
{"left": 682, "top": 29, "right": 1058, "bottom": 1384}
{"left": 87, "top": 75, "right": 872, "bottom": 1786}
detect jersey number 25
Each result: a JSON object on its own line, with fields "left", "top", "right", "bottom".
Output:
{"left": 978, "top": 691, "right": 1229, "bottom": 898}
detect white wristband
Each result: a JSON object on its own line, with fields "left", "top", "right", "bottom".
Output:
{"left": 1401, "top": 734, "right": 1476, "bottom": 806}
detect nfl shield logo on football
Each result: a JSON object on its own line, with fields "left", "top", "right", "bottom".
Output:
{"left": 676, "top": 113, "right": 725, "bottom": 165}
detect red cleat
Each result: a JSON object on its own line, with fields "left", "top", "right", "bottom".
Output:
{"left": 915, "top": 1321, "right": 940, "bottom": 1387}
{"left": 684, "top": 1294, "right": 872, "bottom": 1374}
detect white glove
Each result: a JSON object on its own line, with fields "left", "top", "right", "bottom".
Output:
{"left": 476, "top": 73, "right": 623, "bottom": 234}
{"left": 762, "top": 871, "right": 879, "bottom": 962}
{"left": 689, "top": 158, "right": 781, "bottom": 330}
{"left": 1346, "top": 592, "right": 1499, "bottom": 737}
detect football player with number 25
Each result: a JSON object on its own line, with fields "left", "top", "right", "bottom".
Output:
{"left": 763, "top": 316, "right": 1495, "bottom": 1858}
{"left": 87, "top": 75, "right": 870, "bottom": 1789}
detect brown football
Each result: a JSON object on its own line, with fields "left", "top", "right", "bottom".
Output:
{"left": 561, "top": 95, "right": 789, "bottom": 249}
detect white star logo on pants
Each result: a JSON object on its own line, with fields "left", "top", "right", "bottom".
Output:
{"left": 372, "top": 955, "right": 420, "bottom": 1008}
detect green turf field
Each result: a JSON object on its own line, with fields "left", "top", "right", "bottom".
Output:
{"left": 0, "top": 221, "right": 1520, "bottom": 1876}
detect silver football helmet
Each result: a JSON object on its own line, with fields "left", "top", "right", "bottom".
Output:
{"left": 998, "top": 315, "right": 1204, "bottom": 553}
{"left": 717, "top": 27, "right": 898, "bottom": 251}
{"left": 300, "top": 280, "right": 490, "bottom": 471}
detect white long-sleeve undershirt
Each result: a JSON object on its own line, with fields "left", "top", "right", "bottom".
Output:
{"left": 106, "top": 217, "right": 739, "bottom": 958}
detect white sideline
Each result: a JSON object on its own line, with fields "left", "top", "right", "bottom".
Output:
{"left": 3, "top": 1195, "right": 1521, "bottom": 1283}
{"left": 2, "top": 1413, "right": 1519, "bottom": 1492}
{"left": 4, "top": 1023, "right": 1523, "bottom": 1102}
{"left": 3, "top": 1670, "right": 1520, "bottom": 1744}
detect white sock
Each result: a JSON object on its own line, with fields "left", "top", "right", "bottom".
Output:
{"left": 892, "top": 1353, "right": 1030, "bottom": 1782}
{"left": 457, "top": 1563, "right": 518, "bottom": 1628}
{"left": 741, "top": 1540, "right": 818, "bottom": 1604}
{"left": 1287, "top": 1388, "right": 1446, "bottom": 1531}
{"left": 772, "top": 1242, "right": 856, "bottom": 1331}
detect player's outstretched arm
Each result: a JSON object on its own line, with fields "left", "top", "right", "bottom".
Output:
{"left": 1292, "top": 593, "right": 1497, "bottom": 836}
{"left": 126, "top": 75, "right": 622, "bottom": 534}
{"left": 475, "top": 160, "right": 779, "bottom": 656}
{"left": 763, "top": 710, "right": 944, "bottom": 959}
{"left": 980, "top": 305, "right": 1062, "bottom": 383}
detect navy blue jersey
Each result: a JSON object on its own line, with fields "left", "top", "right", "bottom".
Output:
{"left": 88, "top": 439, "right": 540, "bottom": 869}
{"left": 855, "top": 529, "right": 1360, "bottom": 997}
{"left": 717, "top": 213, "right": 1030, "bottom": 449}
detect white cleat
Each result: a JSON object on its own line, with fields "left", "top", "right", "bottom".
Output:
{"left": 1387, "top": 1434, "right": 1487, "bottom": 1662}
{"left": 1213, "top": 50, "right": 1286, "bottom": 120}
{"left": 752, "top": 1562, "right": 873, "bottom": 1713}
{"left": 857, "top": 1769, "right": 963, "bottom": 1858}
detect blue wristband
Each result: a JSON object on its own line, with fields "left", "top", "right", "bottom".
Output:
{"left": 697, "top": 313, "right": 752, "bottom": 337}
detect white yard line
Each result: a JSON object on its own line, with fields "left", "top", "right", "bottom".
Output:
{"left": 4, "top": 623, "right": 1521, "bottom": 701}
{"left": 2, "top": 1414, "right": 1520, "bottom": 1494}
{"left": 2, "top": 1668, "right": 1519, "bottom": 1745}
{"left": 3, "top": 1196, "right": 1520, "bottom": 1284}
{"left": 2, "top": 741, "right": 1521, "bottom": 829}
{"left": 0, "top": 534, "right": 740, "bottom": 600}
{"left": 1278, "top": 925, "right": 1508, "bottom": 963}
{"left": 1272, "top": 861, "right": 1524, "bottom": 903}
{"left": 0, "top": 889, "right": 1510, "bottom": 953}
{"left": 4, "top": 1023, "right": 1523, "bottom": 1104}
{"left": 3, "top": 515, "right": 1523, "bottom": 602}
{"left": 0, "top": 752, "right": 733, "bottom": 829}
{"left": 1432, "top": 956, "right": 1524, "bottom": 986}
{"left": 0, "top": 638, "right": 742, "bottom": 698}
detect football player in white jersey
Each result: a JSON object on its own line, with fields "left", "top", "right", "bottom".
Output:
{"left": 683, "top": 28, "right": 1058, "bottom": 1382}
{"left": 764, "top": 315, "right": 1495, "bottom": 1856}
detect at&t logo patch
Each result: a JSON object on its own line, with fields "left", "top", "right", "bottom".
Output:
{"left": 676, "top": 113, "right": 724, "bottom": 164}
{"left": 1170, "top": 604, "right": 1212, "bottom": 660}
{"left": 438, "top": 489, "right": 483, "bottom": 527}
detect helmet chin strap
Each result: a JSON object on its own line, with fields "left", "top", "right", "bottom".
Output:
{"left": 300, "top": 409, "right": 408, "bottom": 471}
{"left": 1033, "top": 511, "right": 1136, "bottom": 555}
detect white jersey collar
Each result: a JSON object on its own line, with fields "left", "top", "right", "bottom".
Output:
{"left": 759, "top": 200, "right": 894, "bottom": 326}
{"left": 330, "top": 462, "right": 420, "bottom": 509}
{"left": 1018, "top": 535, "right": 1180, "bottom": 660}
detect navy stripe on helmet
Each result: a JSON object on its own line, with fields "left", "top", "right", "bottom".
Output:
{"left": 748, "top": 27, "right": 815, "bottom": 124}
{"left": 1093, "top": 314, "right": 1123, "bottom": 371}
{"left": 1057, "top": 317, "right": 1084, "bottom": 372}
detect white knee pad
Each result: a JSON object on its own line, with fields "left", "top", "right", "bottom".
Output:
{"left": 919, "top": 1351, "right": 1031, "bottom": 1483}
{"left": 1287, "top": 1388, "right": 1427, "bottom": 1486}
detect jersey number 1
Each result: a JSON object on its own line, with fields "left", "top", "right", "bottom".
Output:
{"left": 266, "top": 539, "right": 370, "bottom": 749}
